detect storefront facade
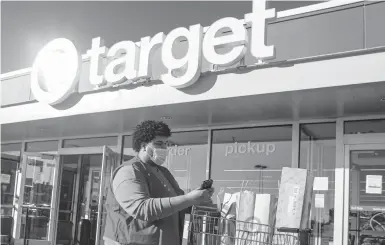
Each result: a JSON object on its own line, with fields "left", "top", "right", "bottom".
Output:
{"left": 1, "top": 1, "right": 385, "bottom": 245}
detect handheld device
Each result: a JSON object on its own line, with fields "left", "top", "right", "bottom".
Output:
{"left": 200, "top": 179, "right": 213, "bottom": 190}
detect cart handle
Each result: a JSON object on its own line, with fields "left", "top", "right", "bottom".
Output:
{"left": 193, "top": 205, "right": 218, "bottom": 211}
{"left": 277, "top": 227, "right": 312, "bottom": 233}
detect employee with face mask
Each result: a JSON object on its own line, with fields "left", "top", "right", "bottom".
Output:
{"left": 103, "top": 120, "right": 214, "bottom": 245}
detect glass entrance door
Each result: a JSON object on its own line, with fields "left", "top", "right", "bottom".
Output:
{"left": 56, "top": 155, "right": 82, "bottom": 245}
{"left": 13, "top": 153, "right": 60, "bottom": 245}
{"left": 95, "top": 146, "right": 120, "bottom": 245}
{"left": 12, "top": 146, "right": 120, "bottom": 245}
{"left": 345, "top": 144, "right": 385, "bottom": 245}
{"left": 55, "top": 146, "right": 119, "bottom": 245}
{"left": 1, "top": 152, "right": 20, "bottom": 244}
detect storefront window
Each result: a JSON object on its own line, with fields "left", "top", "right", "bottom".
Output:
{"left": 123, "top": 131, "right": 209, "bottom": 193}
{"left": 299, "top": 123, "right": 336, "bottom": 245}
{"left": 165, "top": 131, "right": 208, "bottom": 193}
{"left": 25, "top": 141, "right": 59, "bottom": 152}
{"left": 344, "top": 119, "right": 385, "bottom": 134}
{"left": 123, "top": 135, "right": 136, "bottom": 160}
{"left": 1, "top": 142, "right": 22, "bottom": 154}
{"left": 1, "top": 143, "right": 22, "bottom": 240}
{"left": 62, "top": 136, "right": 117, "bottom": 148}
{"left": 211, "top": 125, "right": 293, "bottom": 203}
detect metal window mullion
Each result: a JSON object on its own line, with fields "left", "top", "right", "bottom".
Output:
{"left": 315, "top": 141, "right": 322, "bottom": 245}
{"left": 95, "top": 147, "right": 108, "bottom": 245}
{"left": 342, "top": 145, "right": 351, "bottom": 245}
{"left": 71, "top": 155, "right": 82, "bottom": 240}
{"left": 13, "top": 143, "right": 27, "bottom": 239}
{"left": 306, "top": 139, "right": 311, "bottom": 171}
{"left": 206, "top": 129, "right": 213, "bottom": 179}
{"left": 117, "top": 134, "right": 124, "bottom": 165}
{"left": 291, "top": 122, "right": 300, "bottom": 168}
{"left": 49, "top": 155, "right": 63, "bottom": 245}
{"left": 334, "top": 119, "right": 345, "bottom": 245}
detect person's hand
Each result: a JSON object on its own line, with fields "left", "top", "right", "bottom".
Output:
{"left": 186, "top": 187, "right": 215, "bottom": 205}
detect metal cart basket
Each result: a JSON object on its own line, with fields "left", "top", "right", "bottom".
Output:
{"left": 185, "top": 205, "right": 311, "bottom": 245}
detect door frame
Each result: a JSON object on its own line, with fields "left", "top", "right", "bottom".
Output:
{"left": 12, "top": 152, "right": 60, "bottom": 245}
{"left": 342, "top": 133, "right": 385, "bottom": 245}
{"left": 55, "top": 146, "right": 120, "bottom": 245}
{"left": 12, "top": 146, "right": 120, "bottom": 245}
{"left": 57, "top": 155, "right": 82, "bottom": 244}
{"left": 58, "top": 146, "right": 119, "bottom": 156}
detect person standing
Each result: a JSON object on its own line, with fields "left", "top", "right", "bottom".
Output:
{"left": 103, "top": 120, "right": 214, "bottom": 245}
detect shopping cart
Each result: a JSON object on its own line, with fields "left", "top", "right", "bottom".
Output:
{"left": 185, "top": 205, "right": 311, "bottom": 245}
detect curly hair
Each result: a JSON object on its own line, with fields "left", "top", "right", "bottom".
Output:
{"left": 132, "top": 120, "right": 172, "bottom": 152}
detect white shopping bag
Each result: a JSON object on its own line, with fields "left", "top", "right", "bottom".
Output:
{"left": 250, "top": 194, "right": 276, "bottom": 245}
{"left": 222, "top": 192, "right": 240, "bottom": 217}
{"left": 219, "top": 192, "right": 239, "bottom": 245}
{"left": 236, "top": 192, "right": 277, "bottom": 245}
{"left": 236, "top": 190, "right": 256, "bottom": 245}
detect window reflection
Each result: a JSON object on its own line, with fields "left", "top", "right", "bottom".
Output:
{"left": 23, "top": 156, "right": 56, "bottom": 207}
{"left": 300, "top": 123, "right": 336, "bottom": 245}
{"left": 20, "top": 154, "right": 58, "bottom": 241}
{"left": 123, "top": 136, "right": 136, "bottom": 161}
{"left": 164, "top": 131, "right": 208, "bottom": 193}
{"left": 211, "top": 126, "right": 293, "bottom": 202}
{"left": 123, "top": 131, "right": 209, "bottom": 193}
{"left": 26, "top": 141, "right": 58, "bottom": 152}
{"left": 344, "top": 119, "right": 385, "bottom": 134}
{"left": 20, "top": 207, "right": 50, "bottom": 240}
{"left": 1, "top": 142, "right": 22, "bottom": 153}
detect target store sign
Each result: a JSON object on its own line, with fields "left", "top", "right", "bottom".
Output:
{"left": 31, "top": 0, "right": 276, "bottom": 105}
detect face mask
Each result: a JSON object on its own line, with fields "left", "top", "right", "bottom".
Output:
{"left": 146, "top": 145, "right": 168, "bottom": 165}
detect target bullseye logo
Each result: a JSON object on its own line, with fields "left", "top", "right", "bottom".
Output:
{"left": 31, "top": 38, "right": 81, "bottom": 105}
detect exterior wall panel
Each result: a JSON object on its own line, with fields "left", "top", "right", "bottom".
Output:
{"left": 262, "top": 6, "right": 365, "bottom": 63}
{"left": 365, "top": 1, "right": 385, "bottom": 48}
{"left": 1, "top": 75, "right": 31, "bottom": 106}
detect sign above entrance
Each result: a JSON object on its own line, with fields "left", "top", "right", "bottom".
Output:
{"left": 31, "top": 38, "right": 81, "bottom": 105}
{"left": 88, "top": 0, "right": 276, "bottom": 89}
{"left": 31, "top": 0, "right": 276, "bottom": 105}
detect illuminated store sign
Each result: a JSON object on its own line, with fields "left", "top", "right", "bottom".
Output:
{"left": 31, "top": 0, "right": 276, "bottom": 105}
